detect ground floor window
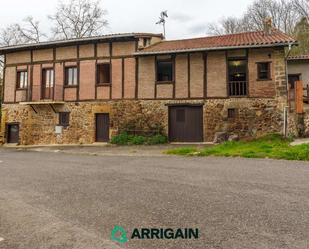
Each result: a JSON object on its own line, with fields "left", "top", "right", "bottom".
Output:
{"left": 59, "top": 112, "right": 70, "bottom": 127}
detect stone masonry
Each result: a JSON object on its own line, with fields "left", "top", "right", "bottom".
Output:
{"left": 2, "top": 97, "right": 284, "bottom": 145}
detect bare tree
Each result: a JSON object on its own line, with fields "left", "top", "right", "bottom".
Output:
{"left": 0, "top": 16, "right": 45, "bottom": 94}
{"left": 294, "top": 0, "right": 309, "bottom": 23}
{"left": 49, "top": 0, "right": 108, "bottom": 40}
{"left": 207, "top": 17, "right": 249, "bottom": 35}
{"left": 0, "top": 24, "right": 23, "bottom": 46}
{"left": 244, "top": 0, "right": 299, "bottom": 34}
{"left": 0, "top": 16, "right": 45, "bottom": 46}
{"left": 207, "top": 0, "right": 300, "bottom": 35}
{"left": 17, "top": 17, "right": 46, "bottom": 43}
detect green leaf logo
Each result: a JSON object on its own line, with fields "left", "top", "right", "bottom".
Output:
{"left": 111, "top": 225, "right": 128, "bottom": 244}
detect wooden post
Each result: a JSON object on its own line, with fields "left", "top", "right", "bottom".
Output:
{"left": 295, "top": 80, "right": 304, "bottom": 114}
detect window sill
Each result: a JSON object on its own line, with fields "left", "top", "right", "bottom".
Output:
{"left": 96, "top": 83, "right": 111, "bottom": 86}
{"left": 58, "top": 125, "right": 69, "bottom": 129}
{"left": 156, "top": 81, "right": 174, "bottom": 85}
{"left": 64, "top": 85, "right": 78, "bottom": 88}
{"left": 257, "top": 78, "right": 272, "bottom": 81}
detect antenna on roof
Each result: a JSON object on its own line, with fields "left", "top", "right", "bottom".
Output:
{"left": 156, "top": 10, "right": 168, "bottom": 38}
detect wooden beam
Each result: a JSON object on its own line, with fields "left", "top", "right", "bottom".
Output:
{"left": 295, "top": 80, "right": 304, "bottom": 114}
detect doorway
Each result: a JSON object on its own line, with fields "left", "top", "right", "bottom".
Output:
{"left": 168, "top": 106, "right": 203, "bottom": 142}
{"left": 7, "top": 123, "right": 19, "bottom": 144}
{"left": 95, "top": 113, "right": 110, "bottom": 142}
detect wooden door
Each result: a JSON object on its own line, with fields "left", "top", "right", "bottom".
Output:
{"left": 288, "top": 74, "right": 300, "bottom": 90}
{"left": 7, "top": 123, "right": 19, "bottom": 143}
{"left": 96, "top": 114, "right": 110, "bottom": 142}
{"left": 288, "top": 74, "right": 301, "bottom": 102}
{"left": 169, "top": 106, "right": 203, "bottom": 142}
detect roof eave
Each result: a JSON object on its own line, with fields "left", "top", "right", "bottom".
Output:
{"left": 134, "top": 42, "right": 297, "bottom": 56}
{"left": 0, "top": 33, "right": 163, "bottom": 54}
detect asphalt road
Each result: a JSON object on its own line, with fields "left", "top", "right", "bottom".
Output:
{"left": 0, "top": 149, "right": 308, "bottom": 249}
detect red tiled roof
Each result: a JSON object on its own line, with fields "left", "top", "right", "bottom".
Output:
{"left": 288, "top": 54, "right": 309, "bottom": 60}
{"left": 137, "top": 29, "right": 296, "bottom": 55}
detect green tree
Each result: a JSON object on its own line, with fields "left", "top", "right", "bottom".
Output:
{"left": 291, "top": 17, "right": 309, "bottom": 55}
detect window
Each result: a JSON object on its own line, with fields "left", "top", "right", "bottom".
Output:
{"left": 143, "top": 38, "right": 151, "bottom": 47}
{"left": 228, "top": 108, "right": 237, "bottom": 119}
{"left": 42, "top": 69, "right": 54, "bottom": 88}
{"left": 59, "top": 112, "right": 70, "bottom": 127}
{"left": 65, "top": 67, "right": 78, "bottom": 86}
{"left": 97, "top": 64, "right": 110, "bottom": 84}
{"left": 257, "top": 62, "right": 271, "bottom": 80}
{"left": 156, "top": 58, "right": 174, "bottom": 82}
{"left": 228, "top": 60, "right": 247, "bottom": 82}
{"left": 17, "top": 70, "right": 28, "bottom": 89}
{"left": 228, "top": 59, "right": 248, "bottom": 96}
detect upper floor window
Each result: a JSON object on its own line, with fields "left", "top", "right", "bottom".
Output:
{"left": 156, "top": 58, "right": 174, "bottom": 83}
{"left": 143, "top": 38, "right": 151, "bottom": 47}
{"left": 42, "top": 68, "right": 54, "bottom": 88}
{"left": 97, "top": 64, "right": 110, "bottom": 84}
{"left": 257, "top": 62, "right": 271, "bottom": 80}
{"left": 17, "top": 70, "right": 28, "bottom": 89}
{"left": 65, "top": 66, "right": 78, "bottom": 86}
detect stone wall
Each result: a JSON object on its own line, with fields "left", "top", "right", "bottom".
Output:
{"left": 1, "top": 98, "right": 285, "bottom": 145}
{"left": 288, "top": 111, "right": 309, "bottom": 138}
{"left": 204, "top": 98, "right": 284, "bottom": 141}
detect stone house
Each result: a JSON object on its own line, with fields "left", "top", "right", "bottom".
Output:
{"left": 0, "top": 29, "right": 296, "bottom": 145}
{"left": 287, "top": 55, "right": 309, "bottom": 91}
{"left": 288, "top": 55, "right": 309, "bottom": 87}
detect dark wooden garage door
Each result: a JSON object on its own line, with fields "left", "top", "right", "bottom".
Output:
{"left": 169, "top": 106, "right": 203, "bottom": 142}
{"left": 95, "top": 113, "right": 110, "bottom": 142}
{"left": 7, "top": 123, "right": 19, "bottom": 144}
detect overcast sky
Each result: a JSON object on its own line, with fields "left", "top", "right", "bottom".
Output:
{"left": 0, "top": 0, "right": 254, "bottom": 40}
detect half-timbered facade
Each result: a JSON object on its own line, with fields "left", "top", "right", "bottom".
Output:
{"left": 0, "top": 30, "right": 296, "bottom": 144}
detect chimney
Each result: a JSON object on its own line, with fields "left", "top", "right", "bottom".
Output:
{"left": 263, "top": 18, "right": 273, "bottom": 35}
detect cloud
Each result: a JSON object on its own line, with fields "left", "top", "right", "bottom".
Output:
{"left": 170, "top": 12, "right": 194, "bottom": 22}
{"left": 188, "top": 23, "right": 207, "bottom": 35}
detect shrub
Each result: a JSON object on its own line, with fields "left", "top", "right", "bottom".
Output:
{"left": 110, "top": 132, "right": 131, "bottom": 145}
{"left": 111, "top": 133, "right": 168, "bottom": 145}
{"left": 130, "top": 136, "right": 146, "bottom": 145}
{"left": 147, "top": 135, "right": 168, "bottom": 145}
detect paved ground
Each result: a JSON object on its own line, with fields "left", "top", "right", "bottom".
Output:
{"left": 0, "top": 148, "right": 308, "bottom": 249}
{"left": 10, "top": 144, "right": 208, "bottom": 157}
{"left": 291, "top": 138, "right": 309, "bottom": 146}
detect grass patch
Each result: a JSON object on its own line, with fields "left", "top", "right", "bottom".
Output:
{"left": 166, "top": 134, "right": 309, "bottom": 161}
{"left": 165, "top": 147, "right": 198, "bottom": 155}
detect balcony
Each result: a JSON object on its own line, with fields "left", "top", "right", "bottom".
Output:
{"left": 18, "top": 85, "right": 65, "bottom": 106}
{"left": 229, "top": 81, "right": 248, "bottom": 97}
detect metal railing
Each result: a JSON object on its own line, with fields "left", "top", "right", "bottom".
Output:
{"left": 22, "top": 85, "right": 64, "bottom": 102}
{"left": 229, "top": 81, "right": 248, "bottom": 97}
